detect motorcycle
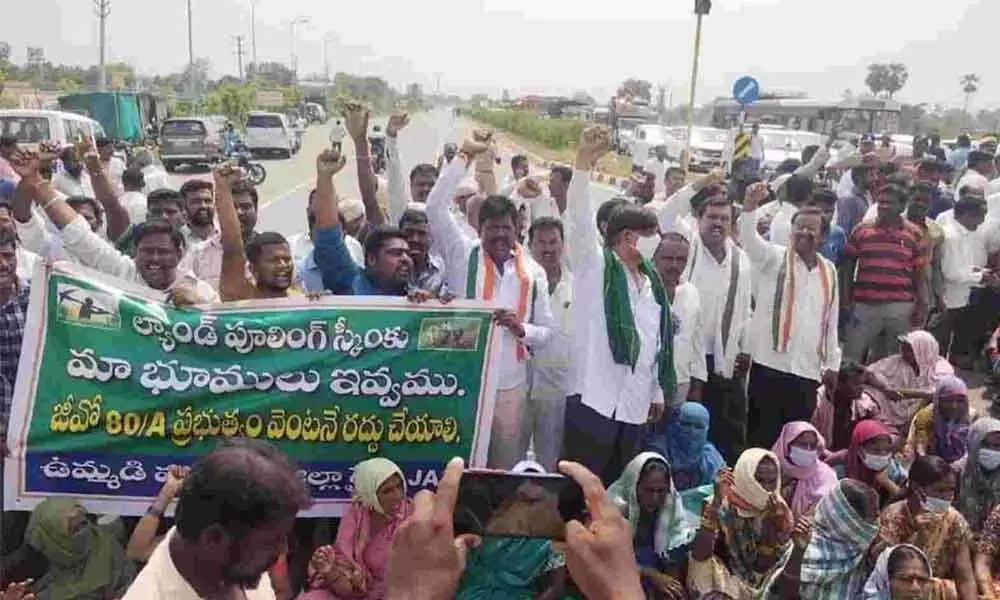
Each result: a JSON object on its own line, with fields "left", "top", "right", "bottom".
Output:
{"left": 236, "top": 151, "right": 267, "bottom": 186}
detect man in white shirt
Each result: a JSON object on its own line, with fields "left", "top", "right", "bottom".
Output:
{"left": 384, "top": 112, "right": 439, "bottom": 226}
{"left": 643, "top": 145, "right": 674, "bottom": 196}
{"left": 939, "top": 191, "right": 1000, "bottom": 367}
{"left": 120, "top": 166, "right": 148, "bottom": 225}
{"left": 425, "top": 135, "right": 554, "bottom": 470}
{"left": 954, "top": 150, "right": 997, "bottom": 202}
{"left": 52, "top": 147, "right": 94, "bottom": 199}
{"left": 121, "top": 440, "right": 310, "bottom": 600}
{"left": 741, "top": 184, "right": 841, "bottom": 447}
{"left": 563, "top": 125, "right": 673, "bottom": 484}
{"left": 97, "top": 137, "right": 126, "bottom": 195}
{"left": 499, "top": 154, "right": 530, "bottom": 197}
{"left": 655, "top": 177, "right": 753, "bottom": 464}
{"left": 526, "top": 216, "right": 572, "bottom": 471}
{"left": 179, "top": 182, "right": 258, "bottom": 290}
{"left": 133, "top": 148, "right": 174, "bottom": 193}
{"left": 651, "top": 231, "right": 706, "bottom": 408}
{"left": 328, "top": 119, "right": 347, "bottom": 151}
{"left": 749, "top": 123, "right": 765, "bottom": 173}
{"left": 653, "top": 169, "right": 724, "bottom": 237}
{"left": 18, "top": 162, "right": 217, "bottom": 303}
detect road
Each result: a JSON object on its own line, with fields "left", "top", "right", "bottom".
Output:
{"left": 169, "top": 108, "right": 618, "bottom": 237}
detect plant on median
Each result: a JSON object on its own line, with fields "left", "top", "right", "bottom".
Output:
{"left": 468, "top": 108, "right": 585, "bottom": 150}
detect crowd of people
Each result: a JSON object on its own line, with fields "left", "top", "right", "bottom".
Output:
{"left": 3, "top": 104, "right": 1000, "bottom": 599}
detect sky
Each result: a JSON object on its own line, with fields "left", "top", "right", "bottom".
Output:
{"left": 2, "top": 0, "right": 997, "bottom": 109}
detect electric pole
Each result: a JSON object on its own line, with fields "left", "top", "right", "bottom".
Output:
{"left": 94, "top": 0, "right": 111, "bottom": 92}
{"left": 234, "top": 35, "right": 245, "bottom": 80}
{"left": 249, "top": 0, "right": 258, "bottom": 70}
{"left": 187, "top": 0, "right": 196, "bottom": 97}
{"left": 288, "top": 17, "right": 309, "bottom": 81}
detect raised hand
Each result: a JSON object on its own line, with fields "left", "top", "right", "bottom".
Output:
{"left": 10, "top": 150, "right": 41, "bottom": 183}
{"left": 575, "top": 125, "right": 612, "bottom": 169}
{"left": 712, "top": 468, "right": 734, "bottom": 509}
{"left": 743, "top": 181, "right": 769, "bottom": 211}
{"left": 160, "top": 464, "right": 189, "bottom": 500}
{"left": 212, "top": 161, "right": 242, "bottom": 189}
{"left": 80, "top": 138, "right": 102, "bottom": 173}
{"left": 460, "top": 130, "right": 491, "bottom": 158}
{"left": 1, "top": 580, "right": 36, "bottom": 600}
{"left": 386, "top": 111, "right": 410, "bottom": 137}
{"left": 694, "top": 168, "right": 725, "bottom": 191}
{"left": 316, "top": 149, "right": 346, "bottom": 178}
{"left": 343, "top": 102, "right": 371, "bottom": 142}
{"left": 791, "top": 515, "right": 812, "bottom": 550}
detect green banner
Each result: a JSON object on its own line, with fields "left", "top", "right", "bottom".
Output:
{"left": 4, "top": 263, "right": 498, "bottom": 516}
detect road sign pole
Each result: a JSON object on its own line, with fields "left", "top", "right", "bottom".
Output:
{"left": 683, "top": 12, "right": 704, "bottom": 172}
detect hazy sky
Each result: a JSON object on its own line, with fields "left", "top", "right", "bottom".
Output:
{"left": 3, "top": 0, "right": 997, "bottom": 108}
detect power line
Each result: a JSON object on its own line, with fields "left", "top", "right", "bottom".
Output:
{"left": 93, "top": 0, "right": 111, "bottom": 91}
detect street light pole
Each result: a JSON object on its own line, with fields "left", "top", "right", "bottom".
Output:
{"left": 684, "top": 0, "right": 711, "bottom": 171}
{"left": 94, "top": 0, "right": 111, "bottom": 92}
{"left": 250, "top": 0, "right": 258, "bottom": 68}
{"left": 288, "top": 17, "right": 309, "bottom": 82}
{"left": 187, "top": 0, "right": 196, "bottom": 97}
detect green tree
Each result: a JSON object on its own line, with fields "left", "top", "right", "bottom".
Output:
{"left": 865, "top": 63, "right": 888, "bottom": 97}
{"left": 884, "top": 63, "right": 909, "bottom": 98}
{"left": 618, "top": 78, "right": 653, "bottom": 102}
{"left": 202, "top": 83, "right": 257, "bottom": 125}
{"left": 961, "top": 73, "right": 980, "bottom": 117}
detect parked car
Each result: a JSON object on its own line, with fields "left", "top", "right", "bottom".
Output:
{"left": 245, "top": 112, "right": 296, "bottom": 159}
{"left": 758, "top": 128, "right": 824, "bottom": 171}
{"left": 663, "top": 126, "right": 728, "bottom": 171}
{"left": 159, "top": 117, "right": 225, "bottom": 172}
{"left": 0, "top": 109, "right": 106, "bottom": 151}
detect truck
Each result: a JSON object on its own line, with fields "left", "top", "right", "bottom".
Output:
{"left": 57, "top": 92, "right": 166, "bottom": 144}
{"left": 600, "top": 96, "right": 659, "bottom": 154}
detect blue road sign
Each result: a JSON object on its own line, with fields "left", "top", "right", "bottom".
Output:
{"left": 733, "top": 76, "right": 760, "bottom": 106}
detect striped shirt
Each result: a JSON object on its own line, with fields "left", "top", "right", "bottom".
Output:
{"left": 845, "top": 221, "right": 929, "bottom": 303}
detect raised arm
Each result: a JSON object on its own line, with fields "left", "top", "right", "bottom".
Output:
{"left": 10, "top": 151, "right": 57, "bottom": 257}
{"left": 656, "top": 169, "right": 724, "bottom": 233}
{"left": 568, "top": 125, "right": 613, "bottom": 273}
{"left": 344, "top": 102, "right": 385, "bottom": 227}
{"left": 311, "top": 150, "right": 359, "bottom": 294}
{"left": 214, "top": 163, "right": 255, "bottom": 301}
{"left": 794, "top": 129, "right": 837, "bottom": 180}
{"left": 739, "top": 182, "right": 783, "bottom": 269}
{"left": 81, "top": 140, "right": 130, "bottom": 240}
{"left": 425, "top": 136, "right": 483, "bottom": 274}
{"left": 385, "top": 111, "right": 410, "bottom": 225}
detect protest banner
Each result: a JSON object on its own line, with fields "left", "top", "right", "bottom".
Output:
{"left": 4, "top": 262, "right": 499, "bottom": 516}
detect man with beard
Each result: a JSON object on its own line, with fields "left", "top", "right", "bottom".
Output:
{"left": 562, "top": 125, "right": 674, "bottom": 485}
{"left": 398, "top": 208, "right": 447, "bottom": 297}
{"left": 115, "top": 189, "right": 188, "bottom": 256}
{"left": 741, "top": 183, "right": 841, "bottom": 447}
{"left": 212, "top": 164, "right": 295, "bottom": 301}
{"left": 0, "top": 199, "right": 39, "bottom": 282}
{"left": 651, "top": 231, "right": 706, "bottom": 409}
{"left": 179, "top": 180, "right": 257, "bottom": 291}
{"left": 51, "top": 146, "right": 94, "bottom": 199}
{"left": 0, "top": 226, "right": 29, "bottom": 458}
{"left": 13, "top": 152, "right": 217, "bottom": 304}
{"left": 178, "top": 179, "right": 217, "bottom": 245}
{"left": 121, "top": 439, "right": 311, "bottom": 600}
{"left": 425, "top": 132, "right": 554, "bottom": 469}
{"left": 842, "top": 181, "right": 930, "bottom": 362}
{"left": 312, "top": 150, "right": 415, "bottom": 296}
{"left": 666, "top": 183, "right": 753, "bottom": 464}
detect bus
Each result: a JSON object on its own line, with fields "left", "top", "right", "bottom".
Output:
{"left": 710, "top": 96, "right": 901, "bottom": 137}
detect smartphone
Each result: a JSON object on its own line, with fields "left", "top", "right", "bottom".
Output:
{"left": 453, "top": 469, "right": 586, "bottom": 541}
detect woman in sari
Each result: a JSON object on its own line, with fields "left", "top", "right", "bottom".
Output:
{"left": 957, "top": 417, "right": 1000, "bottom": 534}
{"left": 862, "top": 544, "right": 934, "bottom": 600}
{"left": 973, "top": 504, "right": 1000, "bottom": 598}
{"left": 907, "top": 375, "right": 973, "bottom": 468}
{"left": 875, "top": 455, "right": 977, "bottom": 600}
{"left": 688, "top": 448, "right": 793, "bottom": 600}
{"left": 847, "top": 419, "right": 907, "bottom": 506}
{"left": 607, "top": 452, "right": 697, "bottom": 598}
{"left": 655, "top": 402, "right": 726, "bottom": 492}
{"left": 768, "top": 479, "right": 881, "bottom": 600}
{"left": 771, "top": 421, "right": 838, "bottom": 519}
{"left": 25, "top": 497, "right": 135, "bottom": 600}
{"left": 862, "top": 330, "right": 954, "bottom": 436}
{"left": 300, "top": 458, "right": 412, "bottom": 600}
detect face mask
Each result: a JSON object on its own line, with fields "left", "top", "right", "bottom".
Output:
{"left": 921, "top": 496, "right": 951, "bottom": 514}
{"left": 979, "top": 448, "right": 1000, "bottom": 471}
{"left": 861, "top": 451, "right": 891, "bottom": 472}
{"left": 788, "top": 446, "right": 818, "bottom": 468}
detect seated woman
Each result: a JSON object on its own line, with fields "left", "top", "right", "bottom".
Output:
{"left": 862, "top": 544, "right": 935, "bottom": 600}
{"left": 688, "top": 448, "right": 793, "bottom": 600}
{"left": 862, "top": 330, "right": 954, "bottom": 436}
{"left": 811, "top": 361, "right": 870, "bottom": 453}
{"left": 958, "top": 417, "right": 1000, "bottom": 534}
{"left": 771, "top": 422, "right": 838, "bottom": 519}
{"left": 907, "top": 375, "right": 973, "bottom": 469}
{"left": 300, "top": 458, "right": 412, "bottom": 600}
{"left": 653, "top": 402, "right": 726, "bottom": 492}
{"left": 847, "top": 419, "right": 907, "bottom": 506}
{"left": 455, "top": 477, "right": 567, "bottom": 600}
{"left": 972, "top": 503, "right": 1000, "bottom": 599}
{"left": 766, "top": 479, "right": 881, "bottom": 600}
{"left": 876, "top": 455, "right": 977, "bottom": 600}
{"left": 607, "top": 452, "right": 698, "bottom": 598}
{"left": 25, "top": 497, "right": 136, "bottom": 600}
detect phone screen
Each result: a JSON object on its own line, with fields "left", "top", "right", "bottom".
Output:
{"left": 453, "top": 470, "right": 586, "bottom": 541}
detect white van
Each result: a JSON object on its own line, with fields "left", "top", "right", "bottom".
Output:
{"left": 245, "top": 112, "right": 295, "bottom": 159}
{"left": 0, "top": 109, "right": 107, "bottom": 150}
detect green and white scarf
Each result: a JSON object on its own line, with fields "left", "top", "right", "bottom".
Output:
{"left": 602, "top": 246, "right": 676, "bottom": 400}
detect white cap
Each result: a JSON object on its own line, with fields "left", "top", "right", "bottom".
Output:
{"left": 339, "top": 197, "right": 365, "bottom": 222}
